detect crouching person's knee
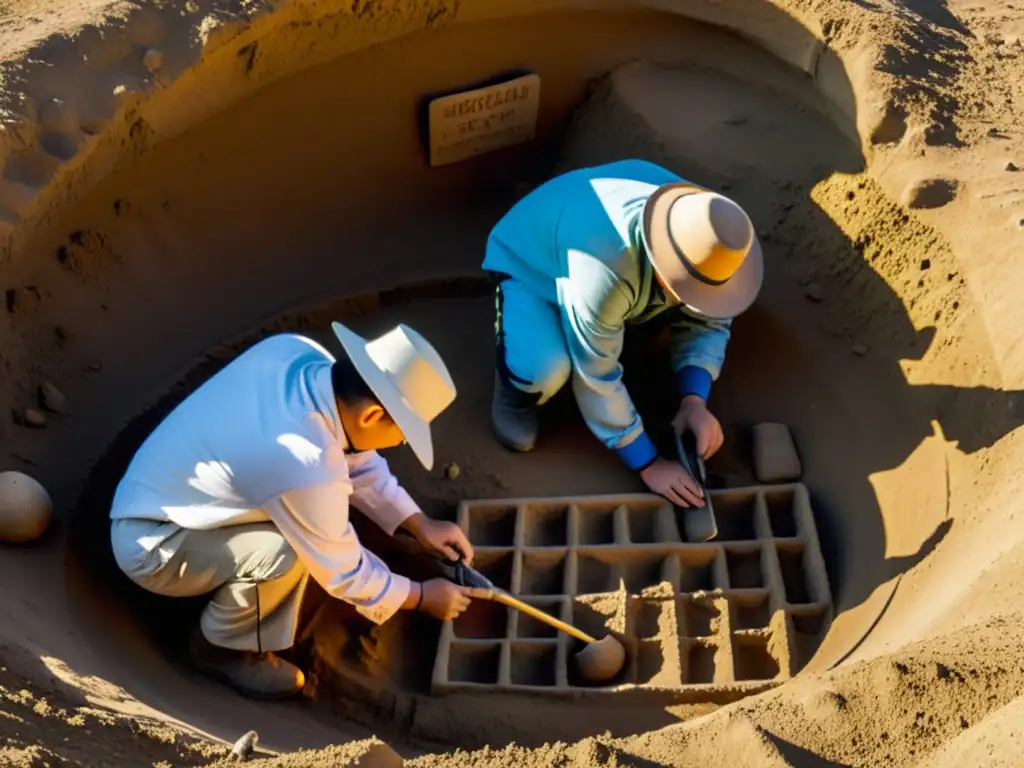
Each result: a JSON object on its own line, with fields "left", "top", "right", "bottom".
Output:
{"left": 533, "top": 352, "right": 572, "bottom": 405}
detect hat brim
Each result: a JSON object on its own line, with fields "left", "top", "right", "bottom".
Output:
{"left": 641, "top": 182, "right": 764, "bottom": 320}
{"left": 331, "top": 322, "right": 434, "bottom": 471}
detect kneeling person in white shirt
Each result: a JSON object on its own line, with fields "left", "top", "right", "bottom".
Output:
{"left": 109, "top": 320, "right": 474, "bottom": 700}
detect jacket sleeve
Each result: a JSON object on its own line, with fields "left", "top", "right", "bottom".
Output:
{"left": 345, "top": 450, "right": 421, "bottom": 536}
{"left": 667, "top": 313, "right": 732, "bottom": 402}
{"left": 264, "top": 482, "right": 411, "bottom": 625}
{"left": 559, "top": 253, "right": 659, "bottom": 472}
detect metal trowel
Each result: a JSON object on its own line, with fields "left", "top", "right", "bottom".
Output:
{"left": 676, "top": 430, "right": 718, "bottom": 542}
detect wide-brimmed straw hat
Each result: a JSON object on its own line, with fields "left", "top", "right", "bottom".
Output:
{"left": 640, "top": 182, "right": 763, "bottom": 319}
{"left": 331, "top": 322, "right": 456, "bottom": 471}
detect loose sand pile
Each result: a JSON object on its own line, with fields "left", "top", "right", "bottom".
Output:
{"left": 1, "top": 0, "right": 1024, "bottom": 765}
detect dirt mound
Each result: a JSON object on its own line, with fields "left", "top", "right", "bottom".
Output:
{"left": 1, "top": 0, "right": 1023, "bottom": 766}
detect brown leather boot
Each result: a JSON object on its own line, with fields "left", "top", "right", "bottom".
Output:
{"left": 187, "top": 627, "right": 305, "bottom": 701}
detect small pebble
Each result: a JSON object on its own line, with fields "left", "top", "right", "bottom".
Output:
{"left": 230, "top": 730, "right": 258, "bottom": 761}
{"left": 23, "top": 409, "right": 47, "bottom": 428}
{"left": 804, "top": 283, "right": 824, "bottom": 302}
{"left": 142, "top": 48, "right": 164, "bottom": 72}
{"left": 752, "top": 422, "right": 802, "bottom": 483}
{"left": 1007, "top": 161, "right": 1020, "bottom": 172}
{"left": 39, "top": 382, "right": 67, "bottom": 414}
{"left": 86, "top": 362, "right": 103, "bottom": 372}
{"left": 851, "top": 345, "right": 869, "bottom": 356}
{"left": 444, "top": 462, "right": 461, "bottom": 480}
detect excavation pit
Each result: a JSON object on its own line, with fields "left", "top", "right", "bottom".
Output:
{"left": 0, "top": 0, "right": 1014, "bottom": 761}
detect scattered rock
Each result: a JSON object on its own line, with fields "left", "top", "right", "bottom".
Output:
{"left": 804, "top": 282, "right": 824, "bottom": 302}
{"left": 142, "top": 48, "right": 164, "bottom": 72}
{"left": 901, "top": 177, "right": 960, "bottom": 209}
{"left": 38, "top": 382, "right": 66, "bottom": 414}
{"left": 724, "top": 115, "right": 748, "bottom": 126}
{"left": 752, "top": 422, "right": 802, "bottom": 483}
{"left": 22, "top": 409, "right": 47, "bottom": 428}
{"left": 444, "top": 462, "right": 461, "bottom": 480}
{"left": 851, "top": 345, "right": 869, "bottom": 357}
{"left": 230, "top": 730, "right": 258, "bottom": 761}
{"left": 0, "top": 472, "right": 53, "bottom": 543}
{"left": 86, "top": 362, "right": 103, "bottom": 372}
{"left": 1007, "top": 161, "right": 1020, "bottom": 172}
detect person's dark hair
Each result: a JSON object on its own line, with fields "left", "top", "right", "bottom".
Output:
{"left": 331, "top": 353, "right": 385, "bottom": 410}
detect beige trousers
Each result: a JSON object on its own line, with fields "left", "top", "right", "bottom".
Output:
{"left": 116, "top": 520, "right": 310, "bottom": 653}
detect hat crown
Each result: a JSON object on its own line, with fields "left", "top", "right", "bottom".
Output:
{"left": 364, "top": 325, "right": 455, "bottom": 424}
{"left": 667, "top": 192, "right": 753, "bottom": 284}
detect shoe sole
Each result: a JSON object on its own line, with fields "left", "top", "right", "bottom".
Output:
{"left": 491, "top": 421, "right": 536, "bottom": 453}
{"left": 188, "top": 655, "right": 304, "bottom": 702}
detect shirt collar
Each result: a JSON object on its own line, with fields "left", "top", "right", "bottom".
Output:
{"left": 310, "top": 363, "right": 350, "bottom": 451}
{"left": 629, "top": 213, "right": 673, "bottom": 310}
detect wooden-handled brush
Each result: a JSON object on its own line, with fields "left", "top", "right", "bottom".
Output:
{"left": 450, "top": 560, "right": 625, "bottom": 683}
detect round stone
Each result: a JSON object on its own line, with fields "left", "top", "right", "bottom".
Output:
{"left": 0, "top": 471, "right": 53, "bottom": 543}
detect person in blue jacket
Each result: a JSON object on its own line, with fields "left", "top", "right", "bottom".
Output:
{"left": 484, "top": 159, "right": 763, "bottom": 508}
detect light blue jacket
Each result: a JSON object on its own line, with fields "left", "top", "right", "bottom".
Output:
{"left": 483, "top": 159, "right": 732, "bottom": 471}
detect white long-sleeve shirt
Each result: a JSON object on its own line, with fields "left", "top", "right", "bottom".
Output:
{"left": 110, "top": 333, "right": 419, "bottom": 624}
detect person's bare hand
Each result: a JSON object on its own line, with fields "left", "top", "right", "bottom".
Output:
{"left": 401, "top": 513, "right": 474, "bottom": 564}
{"left": 419, "top": 578, "right": 472, "bottom": 620}
{"left": 640, "top": 458, "right": 705, "bottom": 508}
{"left": 671, "top": 395, "right": 724, "bottom": 459}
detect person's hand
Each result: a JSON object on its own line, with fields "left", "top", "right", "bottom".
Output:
{"left": 671, "top": 395, "right": 724, "bottom": 459}
{"left": 640, "top": 458, "right": 705, "bottom": 508}
{"left": 418, "top": 578, "right": 472, "bottom": 620}
{"left": 401, "top": 512, "right": 474, "bottom": 564}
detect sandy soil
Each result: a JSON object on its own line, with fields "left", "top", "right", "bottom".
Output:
{"left": 1, "top": 0, "right": 1024, "bottom": 765}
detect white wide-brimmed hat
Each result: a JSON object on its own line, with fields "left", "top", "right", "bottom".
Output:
{"left": 641, "top": 182, "right": 764, "bottom": 320}
{"left": 331, "top": 321, "right": 456, "bottom": 471}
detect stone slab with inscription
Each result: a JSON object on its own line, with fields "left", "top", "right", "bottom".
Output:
{"left": 427, "top": 73, "right": 541, "bottom": 166}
